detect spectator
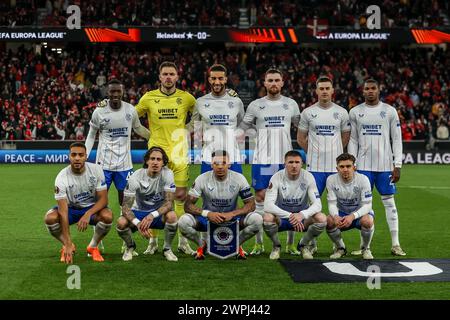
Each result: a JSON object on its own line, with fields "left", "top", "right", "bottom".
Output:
{"left": 436, "top": 121, "right": 449, "bottom": 140}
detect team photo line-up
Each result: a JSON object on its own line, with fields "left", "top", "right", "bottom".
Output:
{"left": 44, "top": 61, "right": 405, "bottom": 264}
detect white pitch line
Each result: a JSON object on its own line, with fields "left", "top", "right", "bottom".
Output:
{"left": 398, "top": 186, "right": 450, "bottom": 190}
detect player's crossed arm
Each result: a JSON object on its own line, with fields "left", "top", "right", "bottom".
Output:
{"left": 224, "top": 197, "right": 256, "bottom": 222}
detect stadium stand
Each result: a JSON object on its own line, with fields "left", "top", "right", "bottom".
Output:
{"left": 0, "top": 0, "right": 448, "bottom": 27}
{"left": 0, "top": 45, "right": 448, "bottom": 141}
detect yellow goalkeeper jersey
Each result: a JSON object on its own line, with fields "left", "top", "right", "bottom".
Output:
{"left": 135, "top": 88, "right": 196, "bottom": 158}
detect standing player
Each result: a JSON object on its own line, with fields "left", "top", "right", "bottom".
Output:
{"left": 85, "top": 79, "right": 150, "bottom": 206}
{"left": 179, "top": 150, "right": 262, "bottom": 260}
{"left": 135, "top": 61, "right": 196, "bottom": 256}
{"left": 192, "top": 63, "right": 245, "bottom": 173}
{"left": 240, "top": 68, "right": 301, "bottom": 256}
{"left": 348, "top": 79, "right": 405, "bottom": 256}
{"left": 263, "top": 150, "right": 326, "bottom": 260}
{"left": 44, "top": 142, "right": 113, "bottom": 263}
{"left": 297, "top": 76, "right": 351, "bottom": 254}
{"left": 297, "top": 76, "right": 351, "bottom": 195}
{"left": 325, "top": 153, "right": 375, "bottom": 260}
{"left": 86, "top": 79, "right": 150, "bottom": 254}
{"left": 116, "top": 147, "right": 178, "bottom": 262}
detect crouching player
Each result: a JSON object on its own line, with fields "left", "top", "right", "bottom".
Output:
{"left": 263, "top": 150, "right": 326, "bottom": 260}
{"left": 179, "top": 150, "right": 263, "bottom": 260}
{"left": 326, "top": 153, "right": 375, "bottom": 260}
{"left": 44, "top": 142, "right": 113, "bottom": 263}
{"left": 116, "top": 147, "right": 179, "bottom": 262}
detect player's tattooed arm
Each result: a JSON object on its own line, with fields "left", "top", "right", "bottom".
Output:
{"left": 121, "top": 195, "right": 136, "bottom": 222}
{"left": 228, "top": 197, "right": 256, "bottom": 218}
{"left": 184, "top": 195, "right": 203, "bottom": 216}
{"left": 157, "top": 191, "right": 175, "bottom": 216}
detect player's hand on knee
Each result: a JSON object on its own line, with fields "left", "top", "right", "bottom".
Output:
{"left": 290, "top": 212, "right": 304, "bottom": 232}
{"left": 339, "top": 215, "right": 354, "bottom": 229}
{"left": 140, "top": 216, "right": 153, "bottom": 231}
{"left": 138, "top": 223, "right": 152, "bottom": 239}
{"left": 332, "top": 215, "right": 341, "bottom": 226}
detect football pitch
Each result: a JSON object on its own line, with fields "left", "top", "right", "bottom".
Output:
{"left": 1, "top": 164, "right": 449, "bottom": 300}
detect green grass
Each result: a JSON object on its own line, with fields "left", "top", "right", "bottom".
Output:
{"left": 1, "top": 164, "right": 450, "bottom": 299}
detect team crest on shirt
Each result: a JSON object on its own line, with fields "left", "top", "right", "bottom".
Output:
{"left": 282, "top": 103, "right": 289, "bottom": 110}
{"left": 281, "top": 185, "right": 287, "bottom": 191}
{"left": 228, "top": 101, "right": 234, "bottom": 109}
{"left": 99, "top": 118, "right": 110, "bottom": 129}
{"left": 311, "top": 114, "right": 317, "bottom": 118}
{"left": 68, "top": 184, "right": 74, "bottom": 189}
{"left": 204, "top": 103, "right": 210, "bottom": 108}
{"left": 334, "top": 186, "right": 340, "bottom": 191}
{"left": 207, "top": 185, "right": 215, "bottom": 192}
{"left": 176, "top": 98, "right": 182, "bottom": 105}
{"left": 229, "top": 185, "right": 236, "bottom": 192}
{"left": 380, "top": 111, "right": 386, "bottom": 119}
{"left": 259, "top": 105, "right": 266, "bottom": 110}
{"left": 353, "top": 186, "right": 360, "bottom": 194}
{"left": 154, "top": 99, "right": 160, "bottom": 104}
{"left": 333, "top": 112, "right": 340, "bottom": 120}
{"left": 126, "top": 113, "right": 132, "bottom": 121}
{"left": 89, "top": 176, "right": 97, "bottom": 185}
{"left": 358, "top": 114, "right": 365, "bottom": 118}
{"left": 300, "top": 183, "right": 307, "bottom": 191}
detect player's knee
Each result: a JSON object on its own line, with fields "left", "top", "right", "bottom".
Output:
{"left": 263, "top": 213, "right": 276, "bottom": 224}
{"left": 247, "top": 212, "right": 263, "bottom": 227}
{"left": 99, "top": 208, "right": 113, "bottom": 224}
{"left": 116, "top": 216, "right": 129, "bottom": 230}
{"left": 326, "top": 215, "right": 336, "bottom": 229}
{"left": 165, "top": 211, "right": 178, "bottom": 224}
{"left": 313, "top": 212, "right": 327, "bottom": 224}
{"left": 175, "top": 189, "right": 186, "bottom": 201}
{"left": 178, "top": 214, "right": 192, "bottom": 233}
{"left": 360, "top": 215, "right": 374, "bottom": 229}
{"left": 44, "top": 210, "right": 59, "bottom": 225}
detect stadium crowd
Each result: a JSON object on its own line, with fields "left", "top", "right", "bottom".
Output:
{"left": 1, "top": 44, "right": 448, "bottom": 142}
{"left": 0, "top": 0, "right": 447, "bottom": 28}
